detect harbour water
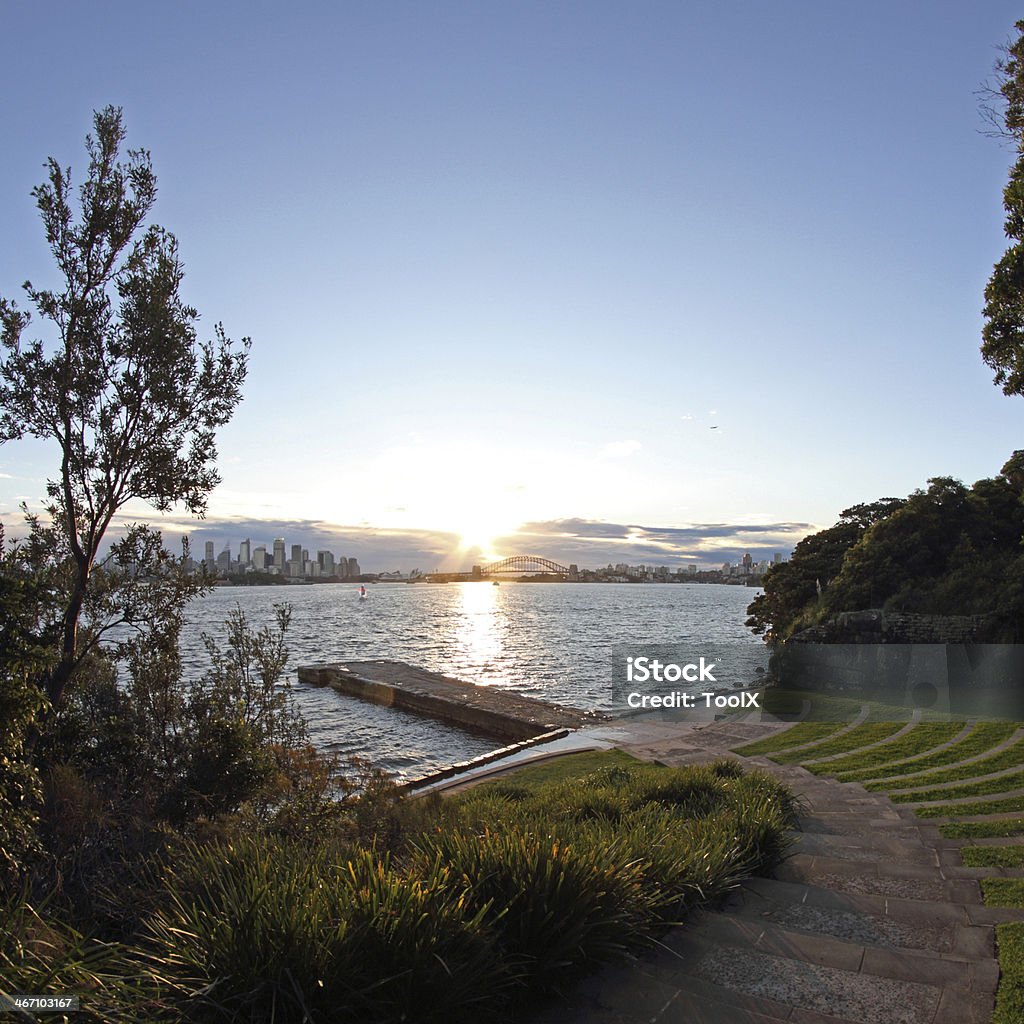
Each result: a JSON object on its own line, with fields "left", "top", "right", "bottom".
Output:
{"left": 181, "top": 581, "right": 764, "bottom": 781}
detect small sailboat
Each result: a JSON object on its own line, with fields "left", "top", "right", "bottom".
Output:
{"left": 358, "top": 585, "right": 368, "bottom": 600}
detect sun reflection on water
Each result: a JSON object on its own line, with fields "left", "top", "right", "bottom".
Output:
{"left": 451, "top": 581, "right": 514, "bottom": 687}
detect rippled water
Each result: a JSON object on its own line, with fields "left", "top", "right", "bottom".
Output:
{"left": 180, "top": 581, "right": 763, "bottom": 780}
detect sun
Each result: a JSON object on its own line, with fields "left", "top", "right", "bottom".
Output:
{"left": 457, "top": 527, "right": 503, "bottom": 563}
{"left": 453, "top": 509, "right": 513, "bottom": 563}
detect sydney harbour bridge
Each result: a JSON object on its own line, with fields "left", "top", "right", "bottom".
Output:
{"left": 424, "top": 554, "right": 571, "bottom": 582}
{"left": 480, "top": 555, "right": 569, "bottom": 576}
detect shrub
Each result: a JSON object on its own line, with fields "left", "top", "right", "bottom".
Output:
{"left": 143, "top": 836, "right": 505, "bottom": 1024}
{"left": 0, "top": 891, "right": 143, "bottom": 1023}
{"left": 413, "top": 826, "right": 656, "bottom": 993}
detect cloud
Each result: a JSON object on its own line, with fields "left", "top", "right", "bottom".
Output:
{"left": 601, "top": 440, "right": 643, "bottom": 459}
{"left": 502, "top": 517, "right": 815, "bottom": 566}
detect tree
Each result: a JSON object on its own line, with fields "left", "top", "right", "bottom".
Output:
{"left": 745, "top": 498, "right": 905, "bottom": 642}
{"left": 982, "top": 20, "right": 1024, "bottom": 395}
{"left": 0, "top": 106, "right": 249, "bottom": 713}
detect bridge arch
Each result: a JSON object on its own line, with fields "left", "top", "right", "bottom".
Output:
{"left": 481, "top": 555, "right": 569, "bottom": 575}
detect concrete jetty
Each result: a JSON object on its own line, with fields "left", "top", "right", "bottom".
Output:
{"left": 297, "top": 660, "right": 607, "bottom": 741}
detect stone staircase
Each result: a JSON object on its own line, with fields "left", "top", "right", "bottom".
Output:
{"left": 527, "top": 724, "right": 1023, "bottom": 1024}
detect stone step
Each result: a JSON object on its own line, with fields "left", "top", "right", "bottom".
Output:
{"left": 659, "top": 975, "right": 853, "bottom": 1024}
{"left": 775, "top": 852, "right": 981, "bottom": 904}
{"left": 791, "top": 831, "right": 938, "bottom": 865}
{"left": 659, "top": 931, "right": 986, "bottom": 1024}
{"left": 795, "top": 810, "right": 926, "bottom": 840}
{"left": 670, "top": 911, "right": 992, "bottom": 990}
{"left": 729, "top": 877, "right": 992, "bottom": 958}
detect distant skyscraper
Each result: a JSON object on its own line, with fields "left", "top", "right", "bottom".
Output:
{"left": 204, "top": 541, "right": 215, "bottom": 566}
{"left": 253, "top": 546, "right": 267, "bottom": 570}
{"left": 291, "top": 544, "right": 302, "bottom": 564}
{"left": 347, "top": 557, "right": 361, "bottom": 578}
{"left": 318, "top": 551, "right": 335, "bottom": 576}
{"left": 239, "top": 538, "right": 251, "bottom": 565}
{"left": 273, "top": 538, "right": 285, "bottom": 569}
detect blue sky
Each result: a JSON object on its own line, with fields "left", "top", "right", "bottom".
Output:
{"left": 2, "top": 1, "right": 1023, "bottom": 570}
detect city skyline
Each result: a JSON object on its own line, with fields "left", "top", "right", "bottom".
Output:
{"left": 183, "top": 528, "right": 786, "bottom": 582}
{"left": 183, "top": 527, "right": 788, "bottom": 577}
{"left": 2, "top": 3, "right": 1024, "bottom": 566}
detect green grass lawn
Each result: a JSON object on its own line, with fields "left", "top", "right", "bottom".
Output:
{"left": 758, "top": 690, "right": 864, "bottom": 721}
{"left": 731, "top": 721, "right": 846, "bottom": 757}
{"left": 770, "top": 721, "right": 909, "bottom": 765}
{"left": 471, "top": 748, "right": 641, "bottom": 788}
{"left": 804, "top": 721, "right": 966, "bottom": 777}
{"left": 914, "top": 794, "right": 1024, "bottom": 819}
{"left": 872, "top": 735, "right": 1024, "bottom": 793}
{"left": 940, "top": 819, "right": 1024, "bottom": 839}
{"left": 888, "top": 768, "right": 1024, "bottom": 805}
{"left": 849, "top": 722, "right": 1019, "bottom": 786}
{"left": 995, "top": 922, "right": 1024, "bottom": 1024}
{"left": 960, "top": 846, "right": 1024, "bottom": 868}
{"left": 982, "top": 878, "right": 1024, "bottom": 908}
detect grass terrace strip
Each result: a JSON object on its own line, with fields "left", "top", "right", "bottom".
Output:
{"left": 982, "top": 879, "right": 1024, "bottom": 908}
{"left": 731, "top": 721, "right": 846, "bottom": 757}
{"left": 914, "top": 794, "right": 1024, "bottom": 819}
{"left": 770, "top": 721, "right": 909, "bottom": 765}
{"left": 759, "top": 690, "right": 863, "bottom": 720}
{"left": 994, "top": 922, "right": 1024, "bottom": 1024}
{"left": 961, "top": 846, "right": 1024, "bottom": 868}
{"left": 803, "top": 721, "right": 967, "bottom": 777}
{"left": 888, "top": 768, "right": 1024, "bottom": 804}
{"left": 867, "top": 734, "right": 1024, "bottom": 792}
{"left": 939, "top": 819, "right": 1024, "bottom": 839}
{"left": 846, "top": 722, "right": 1019, "bottom": 785}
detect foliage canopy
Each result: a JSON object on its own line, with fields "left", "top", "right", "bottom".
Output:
{"left": 982, "top": 19, "right": 1024, "bottom": 396}
{"left": 0, "top": 105, "right": 249, "bottom": 711}
{"left": 747, "top": 455, "right": 1024, "bottom": 642}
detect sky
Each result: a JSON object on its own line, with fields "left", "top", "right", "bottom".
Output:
{"left": 2, "top": 1, "right": 1024, "bottom": 571}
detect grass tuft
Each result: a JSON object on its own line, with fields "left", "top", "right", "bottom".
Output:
{"left": 995, "top": 922, "right": 1024, "bottom": 1024}
{"left": 982, "top": 878, "right": 1024, "bottom": 908}
{"left": 960, "top": 845, "right": 1024, "bottom": 868}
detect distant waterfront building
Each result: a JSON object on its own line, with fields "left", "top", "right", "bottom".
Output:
{"left": 347, "top": 557, "right": 361, "bottom": 578}
{"left": 273, "top": 538, "right": 285, "bottom": 569}
{"left": 318, "top": 551, "right": 336, "bottom": 576}
{"left": 239, "top": 538, "right": 251, "bottom": 566}
{"left": 253, "top": 545, "right": 267, "bottom": 570}
{"left": 291, "top": 544, "right": 302, "bottom": 565}
{"left": 204, "top": 541, "right": 215, "bottom": 567}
